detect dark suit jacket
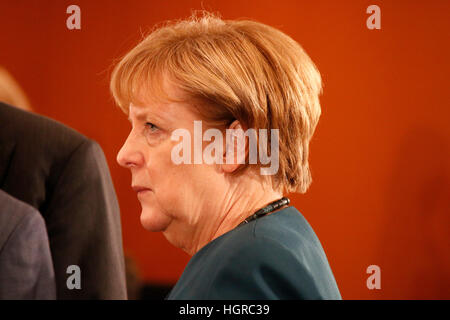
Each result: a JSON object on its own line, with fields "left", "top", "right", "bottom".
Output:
{"left": 0, "top": 189, "right": 56, "bottom": 299}
{"left": 167, "top": 206, "right": 341, "bottom": 299}
{"left": 0, "top": 102, "right": 127, "bottom": 299}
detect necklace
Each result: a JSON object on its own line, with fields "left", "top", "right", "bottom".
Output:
{"left": 238, "top": 197, "right": 290, "bottom": 227}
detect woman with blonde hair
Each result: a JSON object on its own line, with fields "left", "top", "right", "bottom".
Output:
{"left": 111, "top": 11, "right": 341, "bottom": 299}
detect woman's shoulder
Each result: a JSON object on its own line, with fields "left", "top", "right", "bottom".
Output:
{"left": 170, "top": 206, "right": 341, "bottom": 299}
{"left": 207, "top": 206, "right": 334, "bottom": 280}
{"left": 215, "top": 206, "right": 325, "bottom": 258}
{"left": 254, "top": 206, "right": 326, "bottom": 252}
{"left": 201, "top": 207, "right": 341, "bottom": 299}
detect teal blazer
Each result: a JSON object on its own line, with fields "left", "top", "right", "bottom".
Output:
{"left": 167, "top": 206, "right": 341, "bottom": 299}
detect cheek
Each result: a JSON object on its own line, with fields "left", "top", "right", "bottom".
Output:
{"left": 143, "top": 140, "right": 174, "bottom": 180}
{"left": 144, "top": 144, "right": 189, "bottom": 205}
{"left": 150, "top": 162, "right": 205, "bottom": 218}
{"left": 142, "top": 140, "right": 219, "bottom": 217}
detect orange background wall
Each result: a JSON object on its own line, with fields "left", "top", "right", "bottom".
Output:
{"left": 0, "top": 0, "right": 448, "bottom": 299}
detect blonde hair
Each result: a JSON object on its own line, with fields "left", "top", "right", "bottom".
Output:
{"left": 110, "top": 11, "right": 322, "bottom": 194}
{"left": 0, "top": 67, "right": 32, "bottom": 111}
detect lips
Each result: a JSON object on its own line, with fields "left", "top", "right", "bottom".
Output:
{"left": 132, "top": 186, "right": 152, "bottom": 193}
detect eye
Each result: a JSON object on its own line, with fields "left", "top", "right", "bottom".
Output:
{"left": 145, "top": 122, "right": 159, "bottom": 133}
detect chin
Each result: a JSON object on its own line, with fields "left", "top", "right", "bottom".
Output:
{"left": 139, "top": 206, "right": 171, "bottom": 232}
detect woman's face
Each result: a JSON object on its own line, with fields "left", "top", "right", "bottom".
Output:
{"left": 116, "top": 91, "right": 223, "bottom": 240}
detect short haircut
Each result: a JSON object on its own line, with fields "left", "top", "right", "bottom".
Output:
{"left": 110, "top": 11, "right": 322, "bottom": 194}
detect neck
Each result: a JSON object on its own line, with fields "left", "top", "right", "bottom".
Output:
{"left": 182, "top": 178, "right": 283, "bottom": 256}
{"left": 162, "top": 173, "right": 284, "bottom": 256}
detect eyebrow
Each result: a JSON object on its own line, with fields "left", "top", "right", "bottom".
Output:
{"left": 128, "top": 107, "right": 169, "bottom": 125}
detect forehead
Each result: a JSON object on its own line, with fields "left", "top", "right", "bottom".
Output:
{"left": 128, "top": 100, "right": 199, "bottom": 127}
{"left": 128, "top": 75, "right": 203, "bottom": 126}
{"left": 128, "top": 102, "right": 168, "bottom": 121}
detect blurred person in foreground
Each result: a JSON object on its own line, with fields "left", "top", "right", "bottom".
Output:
{"left": 111, "top": 11, "right": 341, "bottom": 299}
{"left": 0, "top": 66, "right": 127, "bottom": 299}
{"left": 0, "top": 189, "right": 56, "bottom": 299}
{"left": 0, "top": 66, "right": 32, "bottom": 111}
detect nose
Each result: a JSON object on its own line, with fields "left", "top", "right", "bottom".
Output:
{"left": 117, "top": 131, "right": 144, "bottom": 169}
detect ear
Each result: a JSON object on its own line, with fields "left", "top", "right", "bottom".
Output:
{"left": 221, "top": 120, "right": 248, "bottom": 173}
